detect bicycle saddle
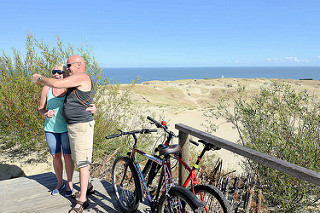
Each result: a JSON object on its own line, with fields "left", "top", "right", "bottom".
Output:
{"left": 157, "top": 144, "right": 181, "bottom": 156}
{"left": 198, "top": 139, "right": 221, "bottom": 150}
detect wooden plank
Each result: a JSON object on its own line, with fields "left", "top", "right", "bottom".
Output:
{"left": 0, "top": 171, "right": 149, "bottom": 213}
{"left": 176, "top": 123, "right": 320, "bottom": 186}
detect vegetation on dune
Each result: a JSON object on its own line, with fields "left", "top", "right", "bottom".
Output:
{"left": 206, "top": 82, "right": 320, "bottom": 211}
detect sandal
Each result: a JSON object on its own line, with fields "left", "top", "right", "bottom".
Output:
{"left": 70, "top": 200, "right": 89, "bottom": 213}
{"left": 72, "top": 185, "right": 95, "bottom": 199}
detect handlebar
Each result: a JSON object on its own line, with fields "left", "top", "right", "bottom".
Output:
{"left": 147, "top": 116, "right": 178, "bottom": 137}
{"left": 106, "top": 129, "right": 157, "bottom": 139}
{"left": 147, "top": 116, "right": 167, "bottom": 129}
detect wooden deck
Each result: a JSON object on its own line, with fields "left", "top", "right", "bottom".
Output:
{"left": 0, "top": 172, "right": 149, "bottom": 213}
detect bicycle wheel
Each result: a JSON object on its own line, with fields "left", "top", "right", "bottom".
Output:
{"left": 193, "top": 184, "right": 232, "bottom": 213}
{"left": 112, "top": 156, "right": 141, "bottom": 213}
{"left": 158, "top": 186, "right": 205, "bottom": 213}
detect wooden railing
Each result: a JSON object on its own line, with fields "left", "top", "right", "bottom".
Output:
{"left": 176, "top": 123, "right": 320, "bottom": 186}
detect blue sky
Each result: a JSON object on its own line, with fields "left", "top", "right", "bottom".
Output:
{"left": 0, "top": 0, "right": 320, "bottom": 67}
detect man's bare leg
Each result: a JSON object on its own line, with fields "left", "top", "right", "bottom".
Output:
{"left": 70, "top": 165, "right": 90, "bottom": 213}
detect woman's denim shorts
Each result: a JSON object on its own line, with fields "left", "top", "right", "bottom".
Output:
{"left": 45, "top": 131, "right": 71, "bottom": 155}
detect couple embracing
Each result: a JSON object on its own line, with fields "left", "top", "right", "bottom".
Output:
{"left": 33, "top": 55, "right": 95, "bottom": 213}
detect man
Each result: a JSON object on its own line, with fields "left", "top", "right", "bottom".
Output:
{"left": 32, "top": 55, "right": 94, "bottom": 213}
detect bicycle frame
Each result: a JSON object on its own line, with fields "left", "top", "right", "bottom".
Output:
{"left": 160, "top": 125, "right": 213, "bottom": 213}
{"left": 161, "top": 127, "right": 209, "bottom": 191}
{"left": 164, "top": 141, "right": 201, "bottom": 191}
{"left": 129, "top": 135, "right": 175, "bottom": 212}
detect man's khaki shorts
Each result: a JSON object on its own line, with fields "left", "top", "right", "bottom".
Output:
{"left": 67, "top": 120, "right": 95, "bottom": 168}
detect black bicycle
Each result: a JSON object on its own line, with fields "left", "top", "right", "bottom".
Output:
{"left": 106, "top": 128, "right": 206, "bottom": 213}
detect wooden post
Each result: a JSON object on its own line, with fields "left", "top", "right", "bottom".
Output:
{"left": 178, "top": 130, "right": 189, "bottom": 186}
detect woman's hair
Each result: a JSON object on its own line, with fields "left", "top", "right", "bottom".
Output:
{"left": 52, "top": 64, "right": 66, "bottom": 71}
{"left": 52, "top": 64, "right": 68, "bottom": 78}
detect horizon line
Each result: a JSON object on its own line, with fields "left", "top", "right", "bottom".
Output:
{"left": 102, "top": 65, "right": 320, "bottom": 69}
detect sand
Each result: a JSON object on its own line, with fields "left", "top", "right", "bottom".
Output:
{"left": 0, "top": 148, "right": 53, "bottom": 177}
{"left": 2, "top": 78, "right": 320, "bottom": 178}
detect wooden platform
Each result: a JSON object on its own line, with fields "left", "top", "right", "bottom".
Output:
{"left": 0, "top": 172, "right": 149, "bottom": 213}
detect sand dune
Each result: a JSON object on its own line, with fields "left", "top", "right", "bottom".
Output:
{"left": 121, "top": 78, "right": 320, "bottom": 173}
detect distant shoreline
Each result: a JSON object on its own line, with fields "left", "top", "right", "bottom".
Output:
{"left": 104, "top": 66, "right": 320, "bottom": 69}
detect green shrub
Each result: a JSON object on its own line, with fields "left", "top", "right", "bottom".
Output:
{"left": 0, "top": 33, "right": 151, "bottom": 160}
{"left": 207, "top": 82, "right": 320, "bottom": 211}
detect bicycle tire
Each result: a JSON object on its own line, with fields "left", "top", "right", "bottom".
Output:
{"left": 142, "top": 159, "right": 153, "bottom": 178}
{"left": 193, "top": 184, "right": 232, "bottom": 213}
{"left": 112, "top": 156, "right": 141, "bottom": 213}
{"left": 158, "top": 186, "right": 205, "bottom": 213}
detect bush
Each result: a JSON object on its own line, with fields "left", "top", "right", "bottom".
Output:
{"left": 207, "top": 81, "right": 320, "bottom": 211}
{"left": 0, "top": 33, "right": 150, "bottom": 160}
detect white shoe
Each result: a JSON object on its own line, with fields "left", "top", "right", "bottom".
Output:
{"left": 51, "top": 183, "right": 65, "bottom": 196}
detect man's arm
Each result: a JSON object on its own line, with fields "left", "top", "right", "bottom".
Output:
{"left": 32, "top": 73, "right": 89, "bottom": 89}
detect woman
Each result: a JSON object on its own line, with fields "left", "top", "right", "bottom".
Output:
{"left": 38, "top": 64, "right": 76, "bottom": 196}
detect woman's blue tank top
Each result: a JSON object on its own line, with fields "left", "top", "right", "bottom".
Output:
{"left": 44, "top": 87, "right": 68, "bottom": 133}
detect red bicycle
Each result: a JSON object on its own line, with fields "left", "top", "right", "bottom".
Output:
{"left": 145, "top": 116, "right": 232, "bottom": 213}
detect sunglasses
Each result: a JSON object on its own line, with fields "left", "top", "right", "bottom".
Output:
{"left": 66, "top": 62, "right": 81, "bottom": 68}
{"left": 52, "top": 70, "right": 64, "bottom": 75}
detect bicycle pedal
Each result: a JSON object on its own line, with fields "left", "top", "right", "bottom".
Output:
{"left": 145, "top": 208, "right": 152, "bottom": 213}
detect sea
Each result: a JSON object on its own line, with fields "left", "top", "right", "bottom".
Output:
{"left": 102, "top": 66, "right": 320, "bottom": 84}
